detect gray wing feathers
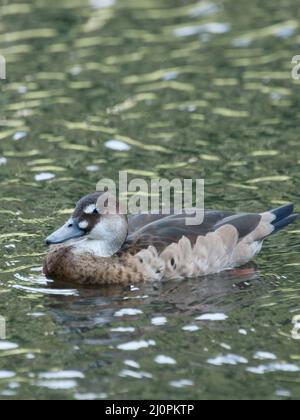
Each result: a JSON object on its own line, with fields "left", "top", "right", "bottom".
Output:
{"left": 214, "top": 213, "right": 262, "bottom": 240}
{"left": 129, "top": 210, "right": 262, "bottom": 242}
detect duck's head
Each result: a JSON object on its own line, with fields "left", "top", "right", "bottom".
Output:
{"left": 46, "top": 192, "right": 128, "bottom": 255}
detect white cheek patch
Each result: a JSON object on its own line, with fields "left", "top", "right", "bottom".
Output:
{"left": 79, "top": 220, "right": 89, "bottom": 230}
{"left": 84, "top": 204, "right": 97, "bottom": 214}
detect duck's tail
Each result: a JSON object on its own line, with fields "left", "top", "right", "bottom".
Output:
{"left": 269, "top": 203, "right": 298, "bottom": 234}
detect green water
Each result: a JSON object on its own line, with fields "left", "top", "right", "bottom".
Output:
{"left": 0, "top": 0, "right": 300, "bottom": 400}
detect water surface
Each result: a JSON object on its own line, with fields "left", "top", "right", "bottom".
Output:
{"left": 0, "top": 0, "right": 300, "bottom": 400}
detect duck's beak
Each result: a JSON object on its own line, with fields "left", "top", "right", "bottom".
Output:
{"left": 46, "top": 218, "right": 85, "bottom": 245}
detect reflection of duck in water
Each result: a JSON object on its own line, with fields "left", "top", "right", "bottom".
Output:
{"left": 44, "top": 192, "right": 297, "bottom": 285}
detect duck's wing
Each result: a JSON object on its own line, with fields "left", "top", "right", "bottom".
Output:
{"left": 126, "top": 209, "right": 262, "bottom": 253}
{"left": 128, "top": 209, "right": 239, "bottom": 234}
{"left": 126, "top": 204, "right": 297, "bottom": 254}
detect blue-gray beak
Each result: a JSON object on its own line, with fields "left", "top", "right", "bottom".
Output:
{"left": 46, "top": 218, "right": 85, "bottom": 245}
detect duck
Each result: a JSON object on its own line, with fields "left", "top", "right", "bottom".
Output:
{"left": 44, "top": 192, "right": 298, "bottom": 285}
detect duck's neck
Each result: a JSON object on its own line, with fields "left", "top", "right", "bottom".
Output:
{"left": 71, "top": 238, "right": 122, "bottom": 257}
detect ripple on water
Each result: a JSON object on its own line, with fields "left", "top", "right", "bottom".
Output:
{"left": 14, "top": 273, "right": 48, "bottom": 285}
{"left": 114, "top": 308, "right": 143, "bottom": 317}
{"left": 151, "top": 316, "right": 167, "bottom": 326}
{"left": 196, "top": 313, "right": 228, "bottom": 321}
{"left": 36, "top": 380, "right": 78, "bottom": 390}
{"left": 189, "top": 2, "right": 218, "bottom": 18}
{"left": 104, "top": 139, "right": 131, "bottom": 151}
{"left": 275, "top": 389, "right": 292, "bottom": 398}
{"left": 117, "top": 340, "right": 156, "bottom": 351}
{"left": 124, "top": 360, "right": 140, "bottom": 369}
{"left": 74, "top": 392, "right": 108, "bottom": 400}
{"left": 0, "top": 371, "right": 16, "bottom": 379}
{"left": 90, "top": 0, "right": 116, "bottom": 9}
{"left": 86, "top": 165, "right": 100, "bottom": 172}
{"left": 174, "top": 22, "right": 230, "bottom": 37}
{"left": 154, "top": 355, "right": 176, "bottom": 365}
{"left": 34, "top": 173, "right": 55, "bottom": 182}
{"left": 12, "top": 131, "right": 27, "bottom": 141}
{"left": 119, "top": 369, "right": 152, "bottom": 379}
{"left": 182, "top": 324, "right": 200, "bottom": 332}
{"left": 110, "top": 327, "right": 135, "bottom": 333}
{"left": 38, "top": 371, "right": 85, "bottom": 380}
{"left": 207, "top": 354, "right": 248, "bottom": 366}
{"left": 247, "top": 363, "right": 300, "bottom": 375}
{"left": 36, "top": 371, "right": 85, "bottom": 390}
{"left": 0, "top": 342, "right": 19, "bottom": 351}
{"left": 169, "top": 379, "right": 194, "bottom": 389}
{"left": 26, "top": 312, "right": 45, "bottom": 318}
{"left": 253, "top": 351, "right": 277, "bottom": 361}
{"left": 12, "top": 284, "right": 78, "bottom": 296}
{"left": 1, "top": 0, "right": 300, "bottom": 402}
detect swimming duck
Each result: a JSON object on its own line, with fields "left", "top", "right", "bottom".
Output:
{"left": 44, "top": 192, "right": 298, "bottom": 285}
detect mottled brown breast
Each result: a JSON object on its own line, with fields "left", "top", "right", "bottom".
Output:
{"left": 44, "top": 244, "right": 146, "bottom": 285}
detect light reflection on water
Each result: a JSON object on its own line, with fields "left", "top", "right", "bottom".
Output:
{"left": 0, "top": 0, "right": 300, "bottom": 400}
